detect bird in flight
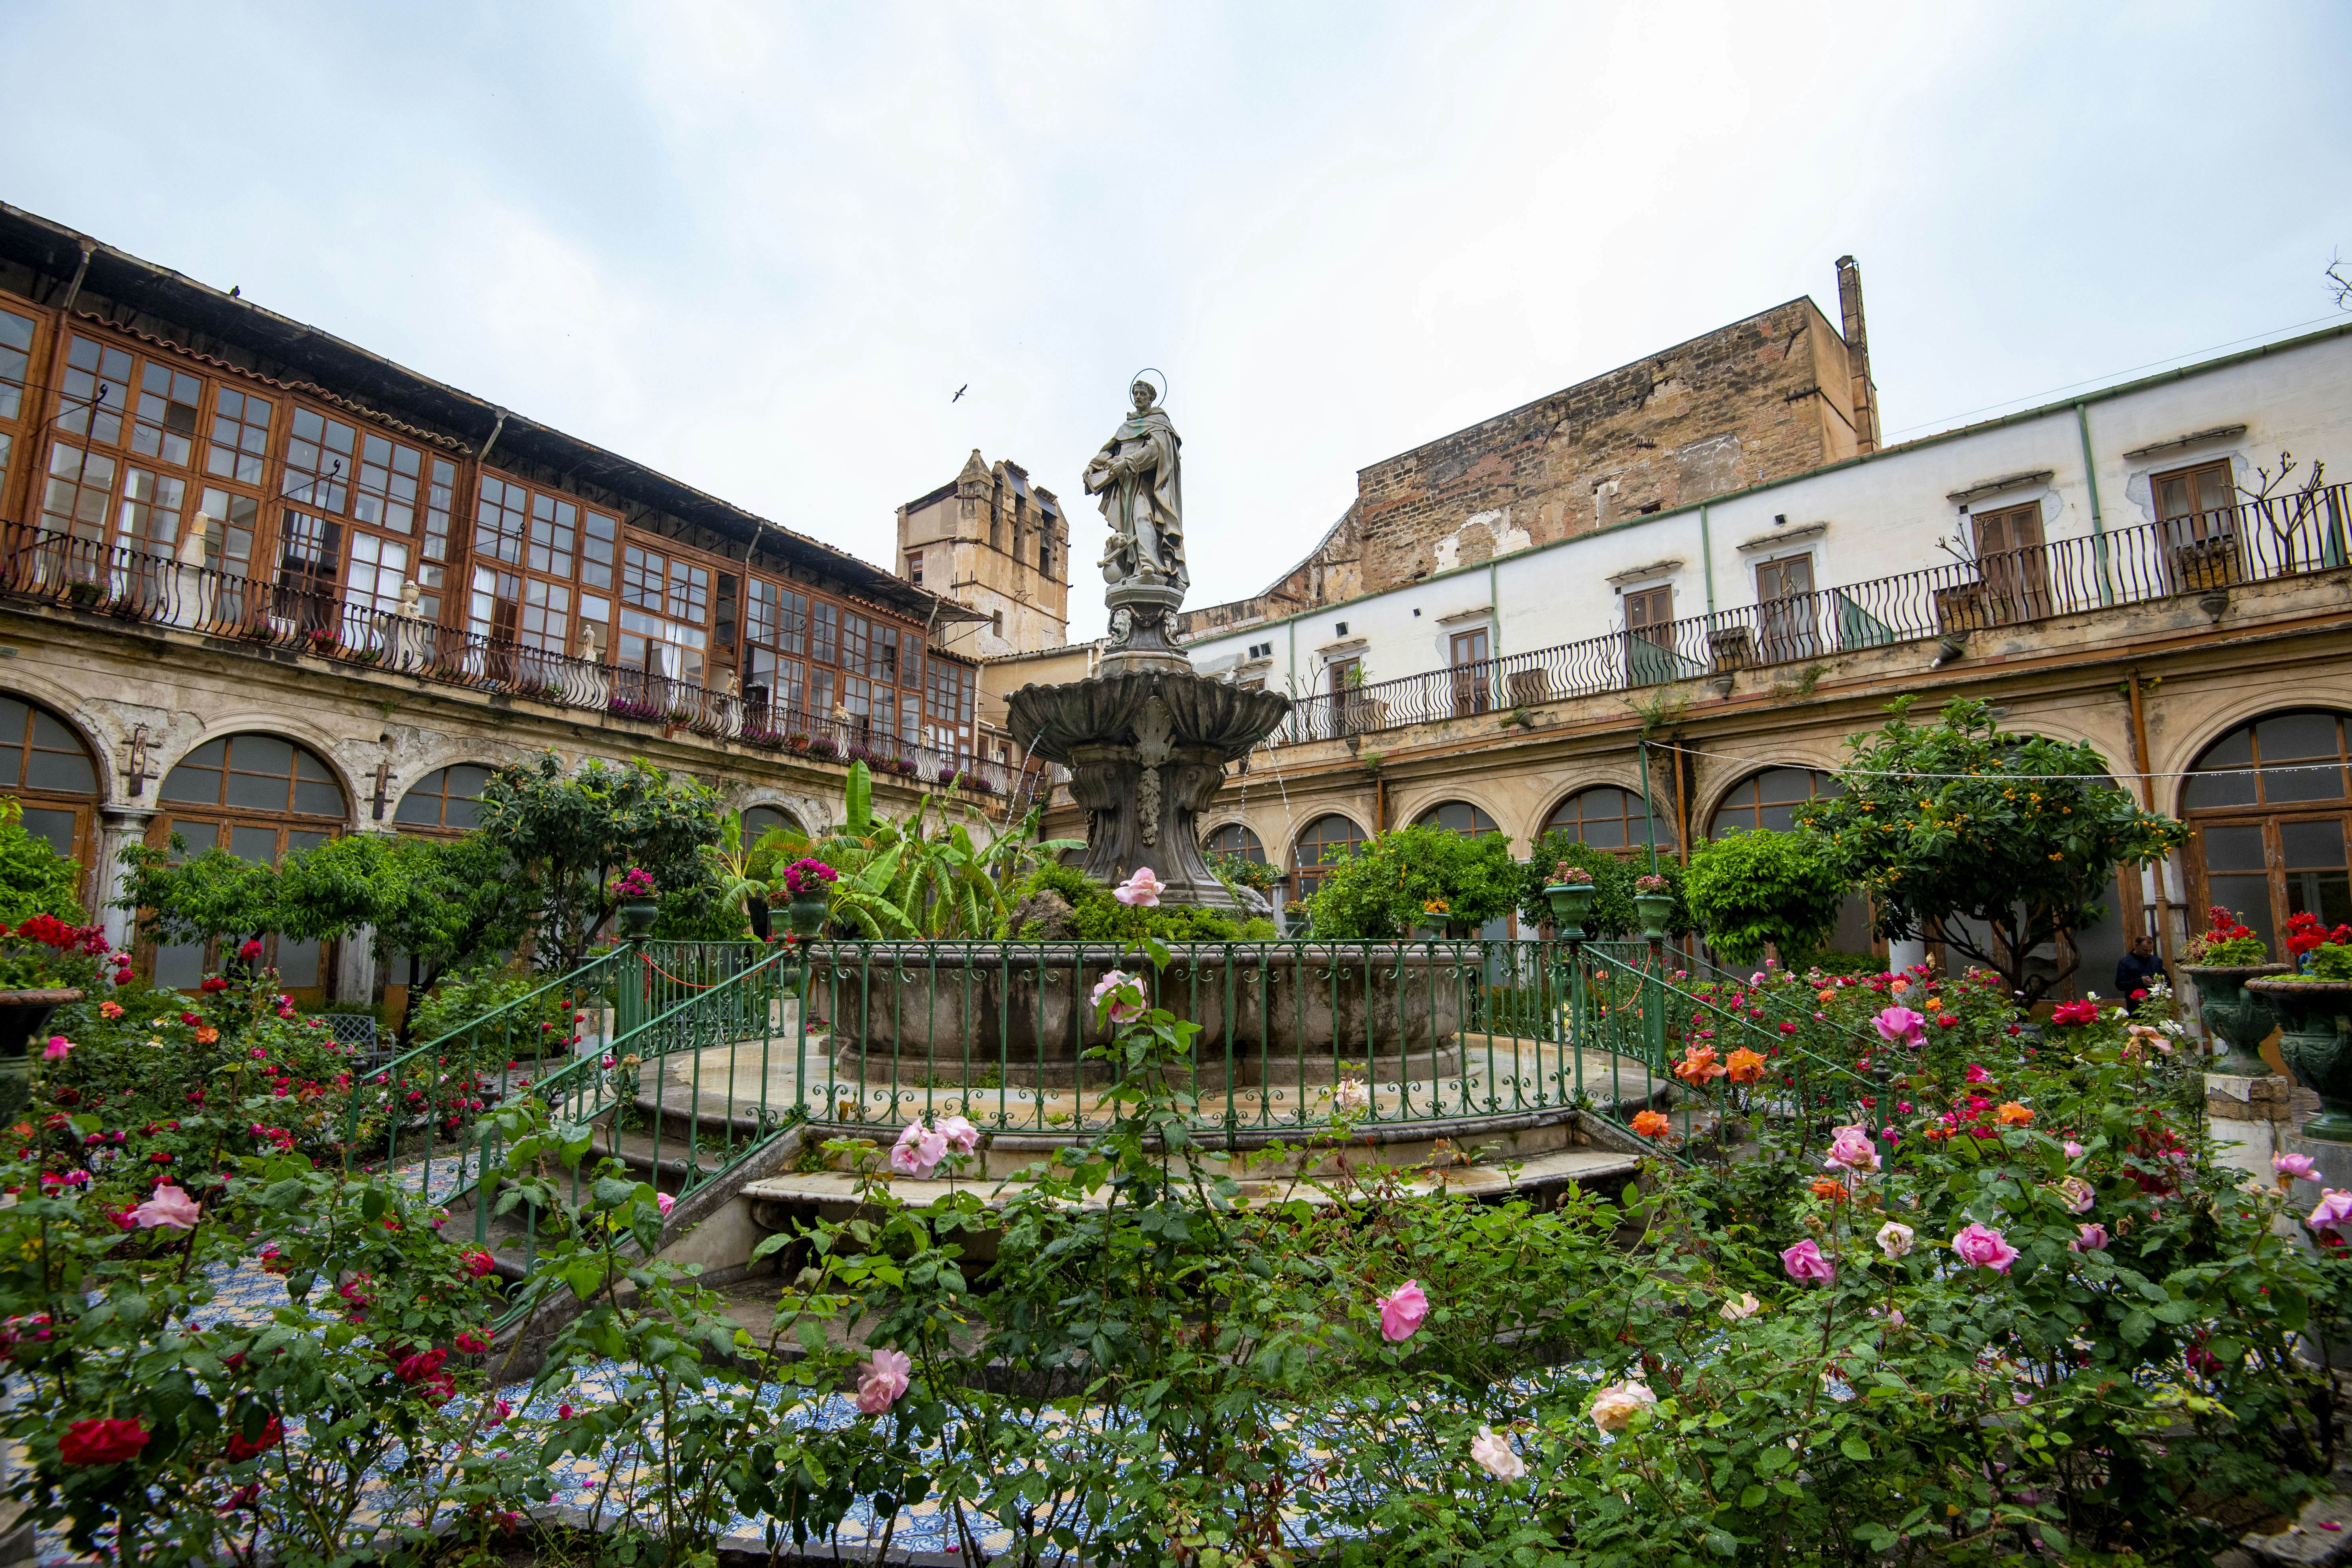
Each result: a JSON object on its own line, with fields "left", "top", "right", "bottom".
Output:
{"left": 952, "top": 384, "right": 968, "bottom": 403}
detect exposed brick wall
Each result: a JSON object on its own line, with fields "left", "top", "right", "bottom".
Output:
{"left": 1182, "top": 292, "right": 1865, "bottom": 629}
{"left": 1352, "top": 298, "right": 1857, "bottom": 594}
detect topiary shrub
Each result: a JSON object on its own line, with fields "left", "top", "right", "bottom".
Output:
{"left": 1682, "top": 827, "right": 1850, "bottom": 967}
{"left": 1303, "top": 826, "right": 1518, "bottom": 939}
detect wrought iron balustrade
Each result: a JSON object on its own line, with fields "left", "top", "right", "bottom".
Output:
{"left": 1267, "top": 481, "right": 2352, "bottom": 745}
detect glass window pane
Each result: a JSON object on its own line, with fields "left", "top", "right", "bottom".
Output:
{"left": 2288, "top": 870, "right": 2352, "bottom": 930}
{"left": 159, "top": 763, "right": 222, "bottom": 805}
{"left": 17, "top": 807, "right": 74, "bottom": 857}
{"left": 2184, "top": 770, "right": 2257, "bottom": 811}
{"left": 23, "top": 749, "right": 95, "bottom": 793}
{"left": 2258, "top": 712, "right": 2340, "bottom": 761}
{"left": 225, "top": 768, "right": 287, "bottom": 811}
{"left": 2280, "top": 818, "right": 2347, "bottom": 869}
{"left": 293, "top": 779, "right": 343, "bottom": 817}
{"left": 2199, "top": 823, "right": 2267, "bottom": 873}
{"left": 275, "top": 937, "right": 321, "bottom": 987}
{"left": 228, "top": 825, "right": 279, "bottom": 863}
{"left": 231, "top": 735, "right": 293, "bottom": 778}
{"left": 286, "top": 831, "right": 329, "bottom": 856}
{"left": 152, "top": 941, "right": 206, "bottom": 989}
{"left": 2264, "top": 760, "right": 2346, "bottom": 804}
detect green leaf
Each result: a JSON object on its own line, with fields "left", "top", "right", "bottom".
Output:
{"left": 1839, "top": 1434, "right": 1872, "bottom": 1461}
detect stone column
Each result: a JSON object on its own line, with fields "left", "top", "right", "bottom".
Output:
{"left": 94, "top": 804, "right": 157, "bottom": 953}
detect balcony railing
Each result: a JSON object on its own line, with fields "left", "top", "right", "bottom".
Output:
{"left": 1271, "top": 481, "right": 2352, "bottom": 745}
{"left": 0, "top": 519, "right": 1042, "bottom": 803}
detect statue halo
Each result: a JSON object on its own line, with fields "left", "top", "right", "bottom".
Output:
{"left": 1128, "top": 367, "right": 1168, "bottom": 407}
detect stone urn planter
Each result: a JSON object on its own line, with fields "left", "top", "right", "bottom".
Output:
{"left": 1632, "top": 891, "right": 1676, "bottom": 940}
{"left": 0, "top": 988, "right": 82, "bottom": 1122}
{"left": 616, "top": 900, "right": 660, "bottom": 938}
{"left": 1544, "top": 883, "right": 1597, "bottom": 941}
{"left": 2181, "top": 963, "right": 2290, "bottom": 1078}
{"left": 2246, "top": 978, "right": 2352, "bottom": 1142}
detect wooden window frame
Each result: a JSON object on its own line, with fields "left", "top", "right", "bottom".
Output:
{"left": 1542, "top": 785, "right": 1679, "bottom": 853}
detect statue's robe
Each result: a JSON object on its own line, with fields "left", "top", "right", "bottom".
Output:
{"left": 1091, "top": 408, "right": 1185, "bottom": 590}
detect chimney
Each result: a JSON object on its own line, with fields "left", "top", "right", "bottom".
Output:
{"left": 1835, "top": 255, "right": 1881, "bottom": 454}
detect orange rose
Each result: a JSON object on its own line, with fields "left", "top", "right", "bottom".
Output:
{"left": 1673, "top": 1044, "right": 1728, "bottom": 1085}
{"left": 1816, "top": 989, "right": 1836, "bottom": 1003}
{"left": 1725, "top": 1047, "right": 1767, "bottom": 1084}
{"left": 1995, "top": 1101, "right": 2033, "bottom": 1126}
{"left": 194, "top": 1026, "right": 219, "bottom": 1044}
{"left": 1631, "top": 1110, "right": 1671, "bottom": 1139}
{"left": 1808, "top": 1177, "right": 1846, "bottom": 1202}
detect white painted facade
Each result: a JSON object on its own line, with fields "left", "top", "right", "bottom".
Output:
{"left": 1183, "top": 325, "right": 2352, "bottom": 701}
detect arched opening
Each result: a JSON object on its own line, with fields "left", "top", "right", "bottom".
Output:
{"left": 1540, "top": 785, "right": 1677, "bottom": 853}
{"left": 151, "top": 733, "right": 347, "bottom": 992}
{"left": 394, "top": 764, "right": 494, "bottom": 835}
{"left": 1201, "top": 822, "right": 1266, "bottom": 864}
{"left": 1706, "top": 767, "right": 1873, "bottom": 962}
{"left": 2183, "top": 708, "right": 2352, "bottom": 956}
{"left": 1707, "top": 767, "right": 1841, "bottom": 836}
{"left": 742, "top": 803, "right": 803, "bottom": 846}
{"left": 1291, "top": 813, "right": 1366, "bottom": 904}
{"left": 1412, "top": 800, "right": 1512, "bottom": 941}
{"left": 1411, "top": 800, "right": 1501, "bottom": 838}
{"left": 0, "top": 692, "right": 101, "bottom": 888}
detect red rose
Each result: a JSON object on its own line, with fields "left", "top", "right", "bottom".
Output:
{"left": 1937, "top": 1015, "right": 1958, "bottom": 1028}
{"left": 60, "top": 1417, "right": 149, "bottom": 1466}
{"left": 395, "top": 1347, "right": 447, "bottom": 1384}
{"left": 2130, "top": 988, "right": 2148, "bottom": 1001}
{"left": 199, "top": 978, "right": 229, "bottom": 994}
{"left": 223, "top": 1417, "right": 282, "bottom": 1461}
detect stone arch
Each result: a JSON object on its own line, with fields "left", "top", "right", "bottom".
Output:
{"left": 0, "top": 687, "right": 107, "bottom": 887}
{"left": 1536, "top": 782, "right": 1678, "bottom": 852}
{"left": 1289, "top": 810, "right": 1370, "bottom": 901}
{"left": 2159, "top": 682, "right": 2352, "bottom": 804}
{"left": 1392, "top": 784, "right": 1513, "bottom": 846}
{"left": 148, "top": 711, "right": 365, "bottom": 830}
{"left": 149, "top": 730, "right": 352, "bottom": 994}
{"left": 1200, "top": 819, "right": 1267, "bottom": 864}
{"left": 392, "top": 762, "right": 500, "bottom": 834}
{"left": 0, "top": 672, "right": 121, "bottom": 805}
{"left": 1700, "top": 765, "right": 1844, "bottom": 838}
{"left": 2174, "top": 706, "right": 2352, "bottom": 958}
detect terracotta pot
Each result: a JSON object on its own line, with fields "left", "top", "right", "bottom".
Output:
{"left": 2247, "top": 978, "right": 2352, "bottom": 1142}
{"left": 2180, "top": 963, "right": 2291, "bottom": 1077}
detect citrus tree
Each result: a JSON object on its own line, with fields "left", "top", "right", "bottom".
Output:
{"left": 1799, "top": 697, "right": 2182, "bottom": 1002}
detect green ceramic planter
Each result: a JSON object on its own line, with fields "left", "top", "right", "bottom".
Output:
{"left": 617, "top": 900, "right": 660, "bottom": 937}
{"left": 1544, "top": 883, "right": 1597, "bottom": 940}
{"left": 1632, "top": 891, "right": 1676, "bottom": 940}
{"left": 2181, "top": 963, "right": 2291, "bottom": 1078}
{"left": 2247, "top": 977, "right": 2352, "bottom": 1142}
{"left": 787, "top": 891, "right": 831, "bottom": 938}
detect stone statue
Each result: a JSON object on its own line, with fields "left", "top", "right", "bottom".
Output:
{"left": 394, "top": 580, "right": 423, "bottom": 619}
{"left": 176, "top": 512, "right": 212, "bottom": 568}
{"left": 1084, "top": 377, "right": 1186, "bottom": 594}
{"left": 576, "top": 621, "right": 602, "bottom": 661}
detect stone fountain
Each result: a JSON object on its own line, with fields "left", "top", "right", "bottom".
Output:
{"left": 1005, "top": 374, "right": 1290, "bottom": 912}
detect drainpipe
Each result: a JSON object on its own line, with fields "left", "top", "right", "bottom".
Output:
{"left": 58, "top": 240, "right": 95, "bottom": 314}
{"left": 2074, "top": 404, "right": 2114, "bottom": 606}
{"left": 2125, "top": 665, "right": 2179, "bottom": 967}
{"left": 1699, "top": 503, "right": 1717, "bottom": 614}
{"left": 1488, "top": 559, "right": 1501, "bottom": 655}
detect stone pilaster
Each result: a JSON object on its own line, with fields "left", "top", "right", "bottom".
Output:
{"left": 93, "top": 804, "right": 157, "bottom": 953}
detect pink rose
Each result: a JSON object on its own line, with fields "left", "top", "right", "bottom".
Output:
{"left": 1089, "top": 970, "right": 1145, "bottom": 1025}
{"left": 656, "top": 1192, "right": 675, "bottom": 1217}
{"left": 129, "top": 1184, "right": 201, "bottom": 1231}
{"left": 891, "top": 1121, "right": 950, "bottom": 1179}
{"left": 1872, "top": 1007, "right": 1925, "bottom": 1048}
{"left": 2070, "top": 1223, "right": 2108, "bottom": 1253}
{"left": 2056, "top": 1176, "right": 2094, "bottom": 1215}
{"left": 937, "top": 1115, "right": 979, "bottom": 1157}
{"left": 1469, "top": 1426, "right": 1525, "bottom": 1479}
{"left": 1113, "top": 867, "right": 1166, "bottom": 908}
{"left": 2063, "top": 1139, "right": 2085, "bottom": 1159}
{"left": 1780, "top": 1238, "right": 1834, "bottom": 1283}
{"left": 2310, "top": 1189, "right": 2352, "bottom": 1228}
{"left": 854, "top": 1347, "right": 911, "bottom": 1414}
{"left": 1822, "top": 1125, "right": 1880, "bottom": 1174}
{"left": 1964, "top": 1064, "right": 1991, "bottom": 1084}
{"left": 41, "top": 1036, "right": 70, "bottom": 1062}
{"left": 2274, "top": 1153, "right": 2321, "bottom": 1182}
{"left": 1951, "top": 1222, "right": 2019, "bottom": 1273}
{"left": 1589, "top": 1380, "right": 1657, "bottom": 1431}
{"left": 1377, "top": 1279, "right": 1429, "bottom": 1342}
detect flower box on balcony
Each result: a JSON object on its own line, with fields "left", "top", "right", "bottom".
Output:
{"left": 2174, "top": 535, "right": 2243, "bottom": 592}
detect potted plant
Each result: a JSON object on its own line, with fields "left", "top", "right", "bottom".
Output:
{"left": 0, "top": 914, "right": 119, "bottom": 1120}
{"left": 1416, "top": 898, "right": 1451, "bottom": 940}
{"left": 782, "top": 858, "right": 838, "bottom": 937}
{"left": 1632, "top": 873, "right": 1676, "bottom": 939}
{"left": 2249, "top": 914, "right": 2352, "bottom": 1141}
{"left": 2179, "top": 905, "right": 2291, "bottom": 1078}
{"left": 1543, "top": 862, "right": 1597, "bottom": 940}
{"left": 611, "top": 867, "right": 660, "bottom": 937}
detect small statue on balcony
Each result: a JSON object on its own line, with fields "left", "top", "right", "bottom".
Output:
{"left": 1083, "top": 373, "right": 1186, "bottom": 594}
{"left": 394, "top": 580, "right": 423, "bottom": 619}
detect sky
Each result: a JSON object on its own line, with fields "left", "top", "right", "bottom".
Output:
{"left": 3, "top": 2, "right": 2347, "bottom": 641}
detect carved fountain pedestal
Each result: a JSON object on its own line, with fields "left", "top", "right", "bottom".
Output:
{"left": 1008, "top": 662, "right": 1289, "bottom": 913}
